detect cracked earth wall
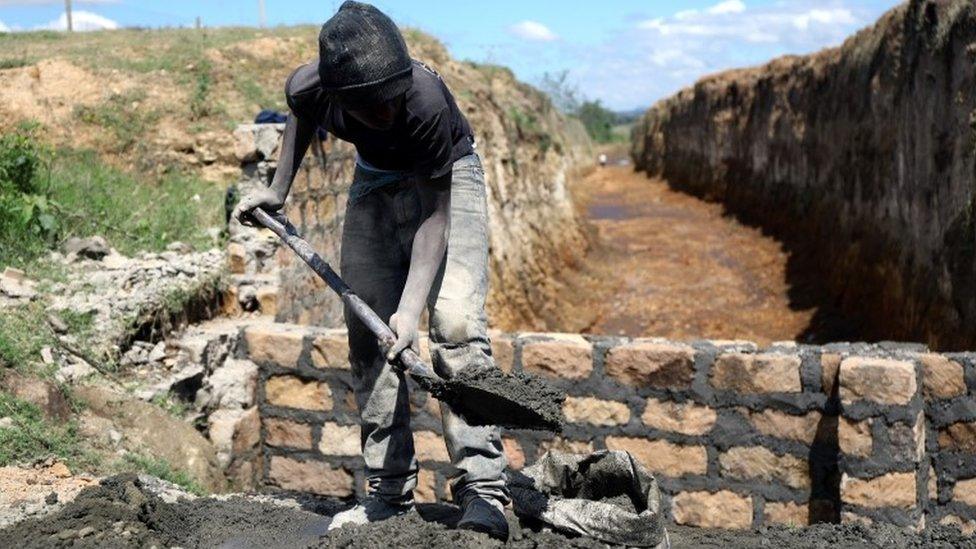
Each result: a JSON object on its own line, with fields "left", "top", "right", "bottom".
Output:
{"left": 631, "top": 0, "right": 976, "bottom": 351}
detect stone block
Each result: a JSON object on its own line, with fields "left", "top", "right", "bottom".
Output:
{"left": 489, "top": 332, "right": 515, "bottom": 374}
{"left": 311, "top": 330, "right": 351, "bottom": 370}
{"left": 264, "top": 418, "right": 313, "bottom": 449}
{"left": 710, "top": 353, "right": 802, "bottom": 393}
{"left": 953, "top": 478, "right": 976, "bottom": 507}
{"left": 536, "top": 437, "right": 595, "bottom": 457}
{"left": 821, "top": 353, "right": 842, "bottom": 394}
{"left": 245, "top": 324, "right": 305, "bottom": 368}
{"left": 841, "top": 472, "right": 916, "bottom": 509}
{"left": 319, "top": 422, "right": 361, "bottom": 456}
{"left": 414, "top": 431, "right": 450, "bottom": 462}
{"left": 839, "top": 358, "right": 916, "bottom": 405}
{"left": 838, "top": 417, "right": 873, "bottom": 457}
{"left": 255, "top": 286, "right": 278, "bottom": 317}
{"left": 938, "top": 421, "right": 976, "bottom": 453}
{"left": 416, "top": 469, "right": 438, "bottom": 503}
{"left": 221, "top": 286, "right": 242, "bottom": 317}
{"left": 920, "top": 354, "right": 966, "bottom": 399}
{"left": 228, "top": 243, "right": 247, "bottom": 274}
{"left": 503, "top": 437, "right": 525, "bottom": 470}
{"left": 268, "top": 456, "right": 353, "bottom": 497}
{"left": 265, "top": 376, "right": 332, "bottom": 411}
{"left": 233, "top": 406, "right": 261, "bottom": 456}
{"left": 521, "top": 336, "right": 593, "bottom": 379}
{"left": 888, "top": 412, "right": 924, "bottom": 463}
{"left": 939, "top": 515, "right": 976, "bottom": 536}
{"left": 605, "top": 437, "right": 707, "bottom": 477}
{"left": 671, "top": 490, "right": 753, "bottom": 529}
{"left": 763, "top": 501, "right": 809, "bottom": 527}
{"left": 719, "top": 446, "right": 810, "bottom": 490}
{"left": 604, "top": 341, "right": 696, "bottom": 388}
{"left": 563, "top": 397, "right": 630, "bottom": 426}
{"left": 642, "top": 398, "right": 716, "bottom": 436}
{"left": 746, "top": 409, "right": 826, "bottom": 445}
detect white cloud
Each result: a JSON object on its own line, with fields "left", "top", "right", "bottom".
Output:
{"left": 40, "top": 10, "right": 118, "bottom": 31}
{"left": 638, "top": 2, "right": 858, "bottom": 45}
{"left": 562, "top": 0, "right": 884, "bottom": 110}
{"left": 708, "top": 0, "right": 747, "bottom": 15}
{"left": 508, "top": 20, "right": 558, "bottom": 42}
{"left": 0, "top": 20, "right": 9, "bottom": 32}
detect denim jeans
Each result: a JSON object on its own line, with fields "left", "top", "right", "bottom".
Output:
{"left": 339, "top": 153, "right": 509, "bottom": 506}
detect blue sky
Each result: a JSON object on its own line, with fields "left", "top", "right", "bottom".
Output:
{"left": 0, "top": 0, "right": 901, "bottom": 110}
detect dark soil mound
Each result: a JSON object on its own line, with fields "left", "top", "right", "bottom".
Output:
{"left": 3, "top": 475, "right": 974, "bottom": 549}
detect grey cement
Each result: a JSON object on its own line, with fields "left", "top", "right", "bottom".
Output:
{"left": 423, "top": 369, "right": 566, "bottom": 432}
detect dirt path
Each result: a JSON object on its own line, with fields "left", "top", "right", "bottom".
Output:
{"left": 552, "top": 164, "right": 820, "bottom": 346}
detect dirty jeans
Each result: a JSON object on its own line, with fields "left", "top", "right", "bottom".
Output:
{"left": 340, "top": 152, "right": 509, "bottom": 506}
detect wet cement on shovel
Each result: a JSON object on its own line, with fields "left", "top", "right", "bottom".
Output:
{"left": 416, "top": 368, "right": 566, "bottom": 432}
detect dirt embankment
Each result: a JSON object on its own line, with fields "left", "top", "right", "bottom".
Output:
{"left": 631, "top": 0, "right": 976, "bottom": 350}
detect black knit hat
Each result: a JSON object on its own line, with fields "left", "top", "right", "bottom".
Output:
{"left": 318, "top": 1, "right": 413, "bottom": 110}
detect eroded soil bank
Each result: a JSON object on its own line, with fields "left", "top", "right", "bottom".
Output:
{"left": 0, "top": 475, "right": 969, "bottom": 549}
{"left": 549, "top": 164, "right": 853, "bottom": 345}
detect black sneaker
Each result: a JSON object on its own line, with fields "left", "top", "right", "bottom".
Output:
{"left": 457, "top": 497, "right": 509, "bottom": 542}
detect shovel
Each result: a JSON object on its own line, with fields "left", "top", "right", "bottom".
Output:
{"left": 252, "top": 208, "right": 564, "bottom": 432}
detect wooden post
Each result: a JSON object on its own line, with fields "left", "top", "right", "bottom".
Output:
{"left": 64, "top": 0, "right": 73, "bottom": 32}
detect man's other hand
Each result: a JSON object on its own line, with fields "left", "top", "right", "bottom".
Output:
{"left": 232, "top": 187, "right": 285, "bottom": 227}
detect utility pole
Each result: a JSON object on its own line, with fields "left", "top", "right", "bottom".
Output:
{"left": 258, "top": 0, "right": 267, "bottom": 28}
{"left": 64, "top": 0, "right": 73, "bottom": 32}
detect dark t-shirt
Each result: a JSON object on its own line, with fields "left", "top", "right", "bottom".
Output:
{"left": 285, "top": 59, "right": 474, "bottom": 178}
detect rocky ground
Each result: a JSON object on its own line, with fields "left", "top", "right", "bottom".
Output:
{"left": 0, "top": 473, "right": 972, "bottom": 549}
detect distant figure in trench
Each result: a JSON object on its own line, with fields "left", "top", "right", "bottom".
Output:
{"left": 231, "top": 1, "right": 509, "bottom": 541}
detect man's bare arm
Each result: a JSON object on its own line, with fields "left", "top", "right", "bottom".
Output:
{"left": 387, "top": 175, "right": 452, "bottom": 360}
{"left": 232, "top": 113, "right": 316, "bottom": 225}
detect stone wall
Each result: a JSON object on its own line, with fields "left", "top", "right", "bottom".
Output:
{"left": 237, "top": 324, "right": 976, "bottom": 532}
{"left": 630, "top": 0, "right": 976, "bottom": 350}
{"left": 228, "top": 32, "right": 593, "bottom": 332}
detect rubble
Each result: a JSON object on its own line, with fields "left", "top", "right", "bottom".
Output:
{"left": 0, "top": 267, "right": 38, "bottom": 306}
{"left": 45, "top": 247, "right": 225, "bottom": 362}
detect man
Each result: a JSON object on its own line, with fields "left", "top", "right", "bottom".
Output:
{"left": 232, "top": 1, "right": 509, "bottom": 541}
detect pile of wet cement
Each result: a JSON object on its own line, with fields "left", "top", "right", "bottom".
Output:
{"left": 421, "top": 369, "right": 566, "bottom": 432}
{"left": 2, "top": 475, "right": 973, "bottom": 549}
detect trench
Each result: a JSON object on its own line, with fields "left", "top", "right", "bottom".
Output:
{"left": 547, "top": 159, "right": 860, "bottom": 346}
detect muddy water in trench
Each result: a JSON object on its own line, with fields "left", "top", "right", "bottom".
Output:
{"left": 551, "top": 165, "right": 819, "bottom": 346}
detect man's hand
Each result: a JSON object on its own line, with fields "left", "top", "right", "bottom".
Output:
{"left": 232, "top": 187, "right": 285, "bottom": 227}
{"left": 387, "top": 311, "right": 420, "bottom": 362}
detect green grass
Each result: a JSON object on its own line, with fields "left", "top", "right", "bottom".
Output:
{"left": 74, "top": 89, "right": 161, "bottom": 152}
{"left": 0, "top": 303, "right": 58, "bottom": 374}
{"left": 118, "top": 453, "right": 206, "bottom": 495}
{"left": 234, "top": 75, "right": 285, "bottom": 112}
{"left": 0, "top": 58, "right": 31, "bottom": 69}
{"left": 0, "top": 148, "right": 224, "bottom": 270}
{"left": 0, "top": 391, "right": 95, "bottom": 469}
